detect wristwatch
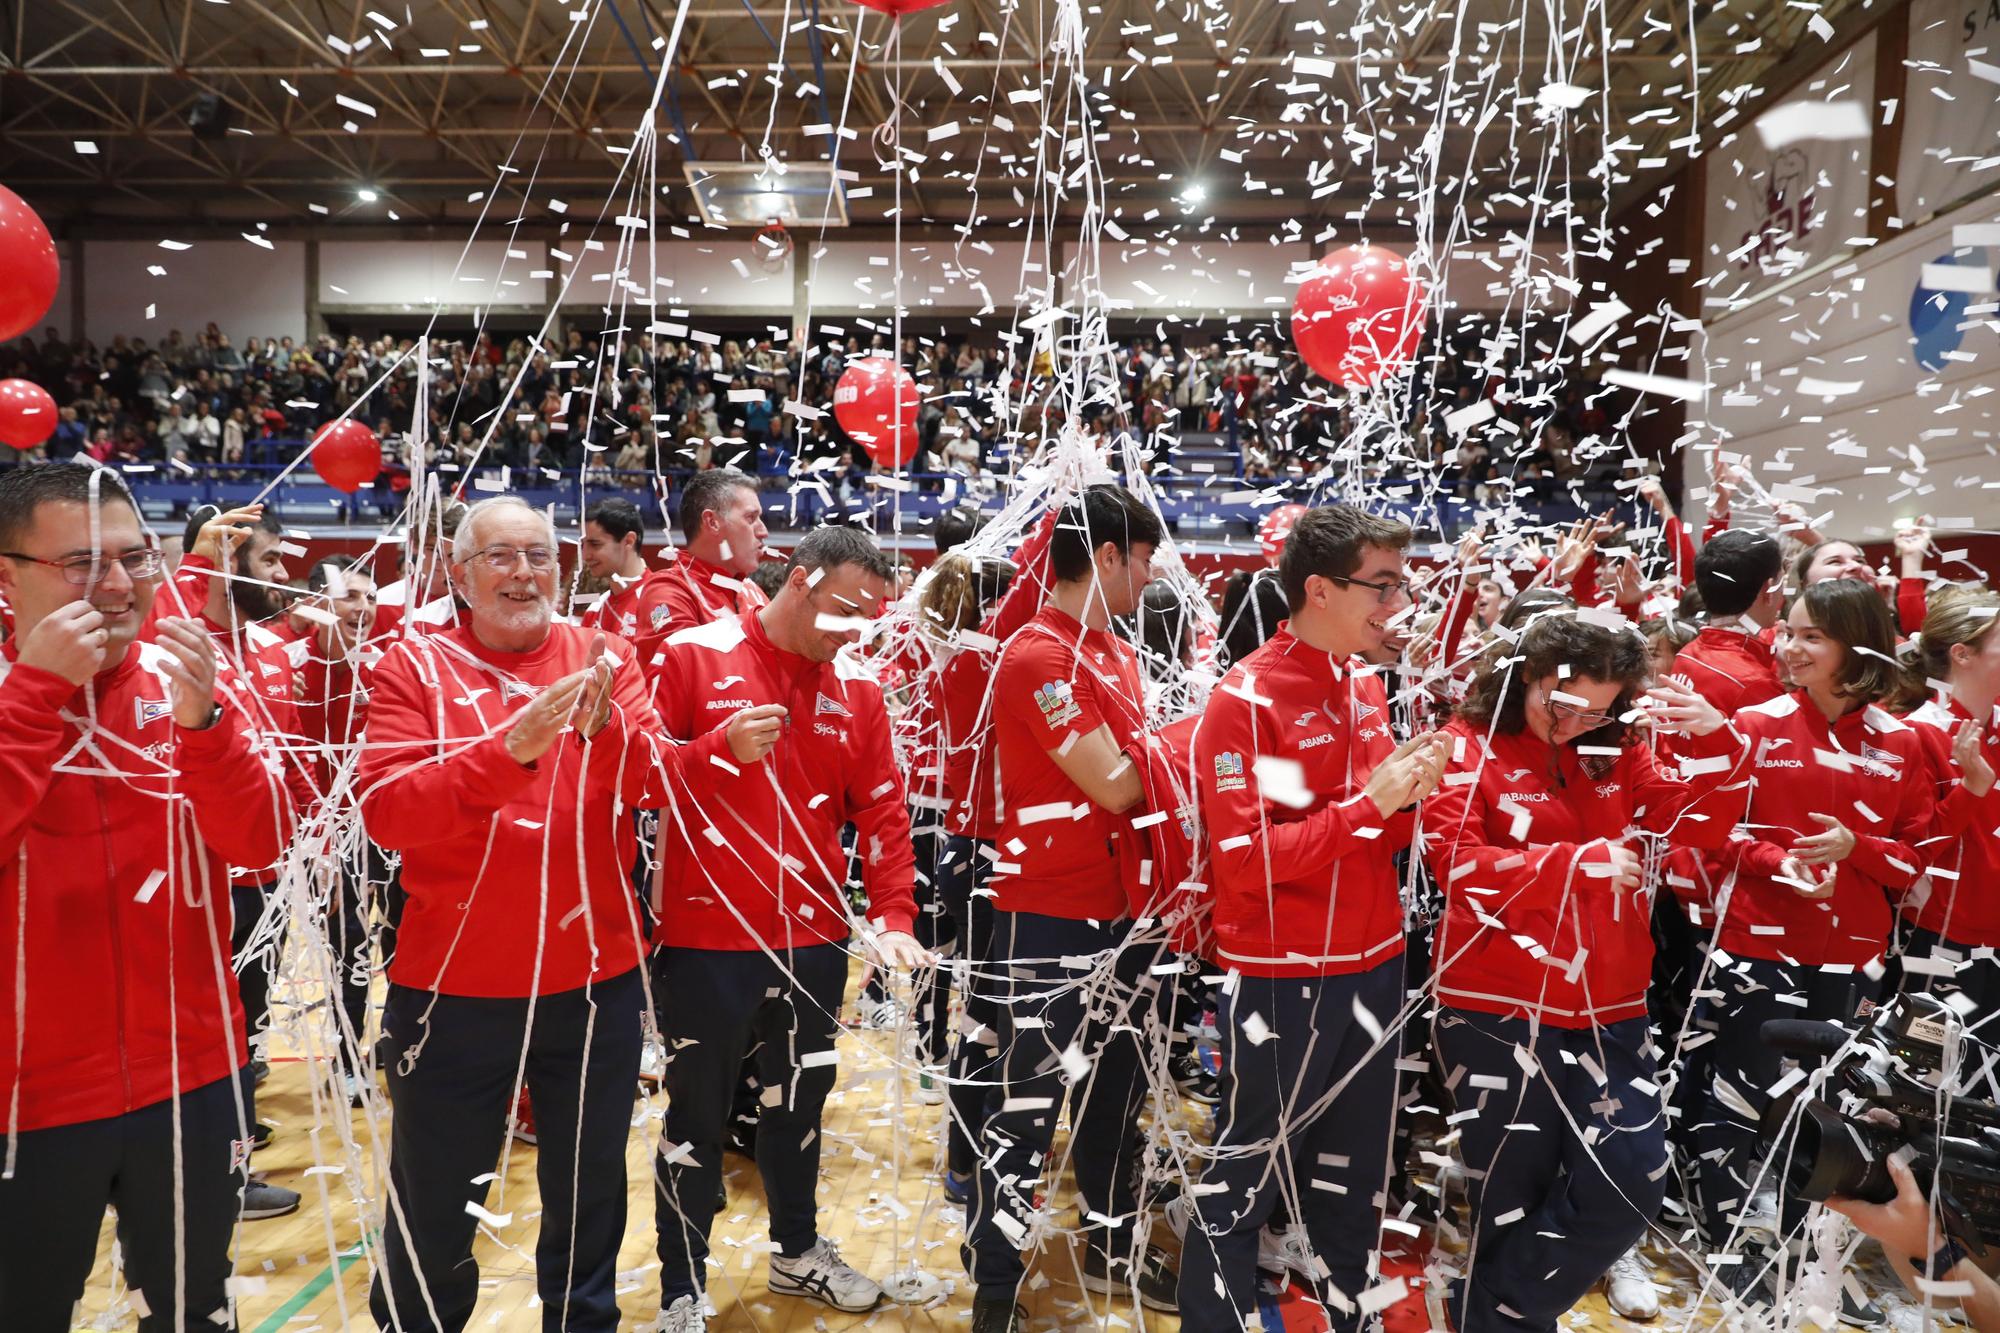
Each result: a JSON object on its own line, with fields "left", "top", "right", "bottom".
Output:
{"left": 184, "top": 701, "right": 223, "bottom": 731}
{"left": 1918, "top": 1234, "right": 1971, "bottom": 1280}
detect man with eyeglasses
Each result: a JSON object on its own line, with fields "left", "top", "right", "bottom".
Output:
{"left": 1177, "top": 503, "right": 1450, "bottom": 1329}
{"left": 355, "top": 495, "right": 787, "bottom": 1333}
{"left": 646, "top": 524, "right": 923, "bottom": 1331}
{"left": 0, "top": 463, "right": 297, "bottom": 1331}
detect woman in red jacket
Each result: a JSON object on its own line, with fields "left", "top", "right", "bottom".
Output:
{"left": 1692, "top": 578, "right": 1932, "bottom": 1305}
{"left": 1894, "top": 587, "right": 2000, "bottom": 1015}
{"left": 1422, "top": 610, "right": 1746, "bottom": 1332}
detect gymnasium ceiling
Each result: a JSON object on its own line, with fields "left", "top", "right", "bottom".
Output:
{"left": 0, "top": 0, "right": 1879, "bottom": 239}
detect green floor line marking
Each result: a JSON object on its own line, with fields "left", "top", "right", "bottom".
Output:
{"left": 249, "top": 1242, "right": 367, "bottom": 1333}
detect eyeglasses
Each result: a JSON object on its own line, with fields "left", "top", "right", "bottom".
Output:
{"left": 0, "top": 548, "right": 165, "bottom": 585}
{"left": 1543, "top": 690, "right": 1615, "bottom": 729}
{"left": 1327, "top": 574, "right": 1413, "bottom": 605}
{"left": 471, "top": 544, "right": 556, "bottom": 572}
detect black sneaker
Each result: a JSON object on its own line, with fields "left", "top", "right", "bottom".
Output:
{"left": 970, "top": 1293, "right": 1025, "bottom": 1333}
{"left": 1080, "top": 1241, "right": 1179, "bottom": 1313}
{"left": 1839, "top": 1284, "right": 1886, "bottom": 1327}
{"left": 1170, "top": 1050, "right": 1218, "bottom": 1105}
{"left": 251, "top": 1121, "right": 273, "bottom": 1151}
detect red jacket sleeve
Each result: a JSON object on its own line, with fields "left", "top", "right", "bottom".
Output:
{"left": 1438, "top": 575, "right": 1477, "bottom": 668}
{"left": 0, "top": 665, "right": 79, "bottom": 865}
{"left": 984, "top": 508, "right": 1059, "bottom": 646}
{"left": 354, "top": 644, "right": 543, "bottom": 850}
{"left": 845, "top": 687, "right": 918, "bottom": 936}
{"left": 1630, "top": 724, "right": 1750, "bottom": 851}
{"left": 1898, "top": 576, "right": 1929, "bottom": 639}
{"left": 1664, "top": 515, "right": 1696, "bottom": 589}
{"left": 1192, "top": 686, "right": 1400, "bottom": 892}
{"left": 176, "top": 688, "right": 297, "bottom": 870}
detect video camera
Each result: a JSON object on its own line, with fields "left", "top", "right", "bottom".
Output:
{"left": 1760, "top": 991, "right": 2000, "bottom": 1248}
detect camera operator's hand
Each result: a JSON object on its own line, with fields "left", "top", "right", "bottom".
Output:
{"left": 1793, "top": 813, "right": 1856, "bottom": 866}
{"left": 1827, "top": 1155, "right": 1939, "bottom": 1257}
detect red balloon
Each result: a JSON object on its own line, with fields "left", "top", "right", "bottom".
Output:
{"left": 0, "top": 379, "right": 56, "bottom": 450}
{"left": 0, "top": 186, "right": 59, "bottom": 344}
{"left": 832, "top": 357, "right": 921, "bottom": 468}
{"left": 1257, "top": 502, "right": 1307, "bottom": 564}
{"left": 311, "top": 419, "right": 383, "bottom": 492}
{"left": 851, "top": 0, "right": 954, "bottom": 14}
{"left": 1290, "top": 244, "right": 1426, "bottom": 388}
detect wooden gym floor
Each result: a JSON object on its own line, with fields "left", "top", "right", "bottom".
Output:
{"left": 68, "top": 958, "right": 1901, "bottom": 1331}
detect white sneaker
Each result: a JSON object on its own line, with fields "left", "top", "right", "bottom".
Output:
{"left": 650, "top": 1294, "right": 706, "bottom": 1332}
{"left": 768, "top": 1236, "right": 883, "bottom": 1312}
{"left": 914, "top": 1068, "right": 946, "bottom": 1106}
{"left": 1258, "top": 1223, "right": 1322, "bottom": 1283}
{"left": 1605, "top": 1245, "right": 1660, "bottom": 1319}
{"left": 859, "top": 996, "right": 906, "bottom": 1031}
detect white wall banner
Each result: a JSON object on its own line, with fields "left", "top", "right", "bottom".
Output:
{"left": 1701, "top": 31, "right": 1876, "bottom": 312}
{"left": 1899, "top": 0, "right": 2000, "bottom": 223}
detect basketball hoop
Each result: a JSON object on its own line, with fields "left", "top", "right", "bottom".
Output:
{"left": 754, "top": 218, "right": 793, "bottom": 273}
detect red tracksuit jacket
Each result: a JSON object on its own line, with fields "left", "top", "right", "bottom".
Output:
{"left": 656, "top": 554, "right": 768, "bottom": 639}
{"left": 1424, "top": 717, "right": 1749, "bottom": 1027}
{"left": 650, "top": 611, "right": 917, "bottom": 950}
{"left": 1714, "top": 692, "right": 1931, "bottom": 967}
{"left": 1672, "top": 623, "right": 1785, "bottom": 718}
{"left": 0, "top": 643, "right": 293, "bottom": 1130}
{"left": 1193, "top": 630, "right": 1415, "bottom": 978}
{"left": 357, "top": 621, "right": 724, "bottom": 996}
{"left": 987, "top": 604, "right": 1148, "bottom": 921}
{"left": 1901, "top": 697, "right": 2000, "bottom": 948}
{"left": 578, "top": 564, "right": 682, "bottom": 680}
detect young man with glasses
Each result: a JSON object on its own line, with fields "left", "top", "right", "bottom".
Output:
{"left": 0, "top": 463, "right": 296, "bottom": 1331}
{"left": 355, "top": 496, "right": 784, "bottom": 1333}
{"left": 645, "top": 524, "right": 923, "bottom": 1331}
{"left": 1177, "top": 504, "right": 1451, "bottom": 1329}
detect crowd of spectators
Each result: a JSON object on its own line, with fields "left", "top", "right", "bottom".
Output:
{"left": 0, "top": 317, "right": 1629, "bottom": 512}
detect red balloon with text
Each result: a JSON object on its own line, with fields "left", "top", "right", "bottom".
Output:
{"left": 0, "top": 186, "right": 59, "bottom": 343}
{"left": 311, "top": 419, "right": 383, "bottom": 492}
{"left": 832, "top": 357, "right": 921, "bottom": 468}
{"left": 1290, "top": 245, "right": 1426, "bottom": 388}
{"left": 0, "top": 379, "right": 56, "bottom": 450}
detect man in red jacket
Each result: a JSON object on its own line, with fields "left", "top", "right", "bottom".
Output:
{"left": 356, "top": 495, "right": 781, "bottom": 1333}
{"left": 0, "top": 463, "right": 294, "bottom": 1331}
{"left": 963, "top": 484, "right": 1181, "bottom": 1331}
{"left": 647, "top": 524, "right": 922, "bottom": 1330}
{"left": 654, "top": 467, "right": 769, "bottom": 639}
{"left": 1176, "top": 505, "right": 1448, "bottom": 1328}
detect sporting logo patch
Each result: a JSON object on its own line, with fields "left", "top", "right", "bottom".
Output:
{"left": 501, "top": 680, "right": 542, "bottom": 702}
{"left": 1214, "top": 750, "right": 1247, "bottom": 793}
{"left": 1034, "top": 679, "right": 1081, "bottom": 729}
{"left": 135, "top": 696, "right": 175, "bottom": 728}
{"left": 650, "top": 604, "right": 672, "bottom": 630}
{"left": 815, "top": 691, "right": 852, "bottom": 718}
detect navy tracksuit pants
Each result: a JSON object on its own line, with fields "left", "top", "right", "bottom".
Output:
{"left": 962, "top": 910, "right": 1166, "bottom": 1302}
{"left": 1177, "top": 959, "right": 1405, "bottom": 1332}
{"left": 0, "top": 1068, "right": 254, "bottom": 1333}
{"left": 1433, "top": 1009, "right": 1666, "bottom": 1333}
{"left": 652, "top": 943, "right": 848, "bottom": 1304}
{"left": 370, "top": 967, "right": 642, "bottom": 1333}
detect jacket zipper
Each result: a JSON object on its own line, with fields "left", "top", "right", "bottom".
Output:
{"left": 97, "top": 770, "right": 134, "bottom": 1112}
